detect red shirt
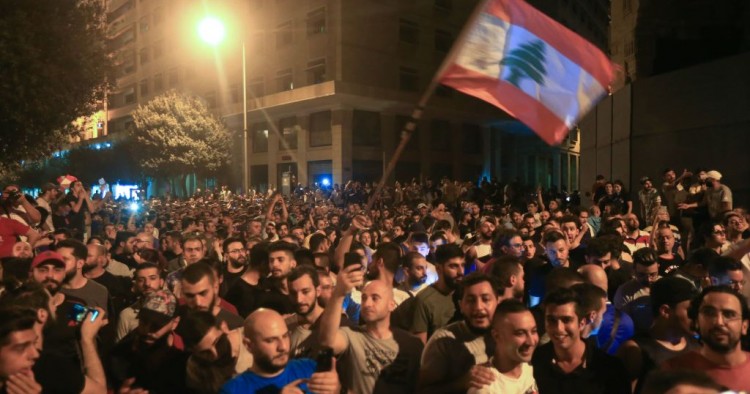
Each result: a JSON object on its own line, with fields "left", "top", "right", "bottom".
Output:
{"left": 663, "top": 350, "right": 750, "bottom": 392}
{"left": 0, "top": 217, "right": 29, "bottom": 258}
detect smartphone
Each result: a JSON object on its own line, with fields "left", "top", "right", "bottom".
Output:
{"left": 315, "top": 347, "right": 334, "bottom": 372}
{"left": 68, "top": 303, "right": 99, "bottom": 324}
{"left": 343, "top": 252, "right": 361, "bottom": 269}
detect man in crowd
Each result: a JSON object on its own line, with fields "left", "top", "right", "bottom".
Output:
{"left": 320, "top": 263, "right": 423, "bottom": 393}
{"left": 365, "top": 242, "right": 412, "bottom": 306}
{"left": 220, "top": 308, "right": 340, "bottom": 394}
{"left": 0, "top": 308, "right": 41, "bottom": 393}
{"left": 623, "top": 213, "right": 650, "bottom": 254}
{"left": 663, "top": 286, "right": 750, "bottom": 392}
{"left": 116, "top": 262, "right": 164, "bottom": 341}
{"left": 180, "top": 262, "right": 244, "bottom": 330}
{"left": 532, "top": 287, "right": 630, "bottom": 393}
{"left": 36, "top": 183, "right": 60, "bottom": 232}
{"left": 161, "top": 230, "right": 183, "bottom": 262}
{"left": 614, "top": 248, "right": 661, "bottom": 334}
{"left": 221, "top": 237, "right": 248, "bottom": 296}
{"left": 468, "top": 300, "right": 539, "bottom": 394}
{"left": 489, "top": 256, "right": 525, "bottom": 302}
{"left": 398, "top": 251, "right": 430, "bottom": 295}
{"left": 285, "top": 265, "right": 326, "bottom": 359}
{"left": 418, "top": 273, "right": 500, "bottom": 393}
{"left": 617, "top": 276, "right": 700, "bottom": 390}
{"left": 411, "top": 243, "right": 465, "bottom": 343}
{"left": 166, "top": 233, "right": 205, "bottom": 295}
{"left": 254, "top": 241, "right": 297, "bottom": 314}
{"left": 178, "top": 311, "right": 253, "bottom": 394}
{"left": 638, "top": 177, "right": 661, "bottom": 224}
{"left": 57, "top": 239, "right": 109, "bottom": 311}
{"left": 84, "top": 243, "right": 132, "bottom": 314}
{"left": 110, "top": 289, "right": 188, "bottom": 392}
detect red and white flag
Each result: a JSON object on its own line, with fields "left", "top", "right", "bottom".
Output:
{"left": 438, "top": 0, "right": 615, "bottom": 145}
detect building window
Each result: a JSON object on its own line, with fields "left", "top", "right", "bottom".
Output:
{"left": 276, "top": 21, "right": 293, "bottom": 48}
{"left": 399, "top": 67, "right": 419, "bottom": 91}
{"left": 121, "top": 50, "right": 136, "bottom": 76}
{"left": 139, "top": 47, "right": 149, "bottom": 65}
{"left": 123, "top": 86, "right": 136, "bottom": 105}
{"left": 153, "top": 73, "right": 163, "bottom": 91}
{"left": 230, "top": 84, "right": 240, "bottom": 103}
{"left": 309, "top": 110, "right": 332, "bottom": 147}
{"left": 153, "top": 40, "right": 164, "bottom": 58}
{"left": 249, "top": 77, "right": 264, "bottom": 97}
{"left": 462, "top": 123, "right": 481, "bottom": 154}
{"left": 395, "top": 115, "right": 419, "bottom": 151}
{"left": 276, "top": 69, "right": 293, "bottom": 92}
{"left": 204, "top": 91, "right": 217, "bottom": 108}
{"left": 279, "top": 116, "right": 298, "bottom": 150}
{"left": 434, "top": 29, "right": 453, "bottom": 53}
{"left": 139, "top": 78, "right": 149, "bottom": 97}
{"left": 139, "top": 16, "right": 149, "bottom": 33}
{"left": 252, "top": 122, "right": 269, "bottom": 152}
{"left": 352, "top": 110, "right": 381, "bottom": 147}
{"left": 108, "top": 0, "right": 133, "bottom": 21}
{"left": 435, "top": 0, "right": 452, "bottom": 11}
{"left": 399, "top": 19, "right": 419, "bottom": 45}
{"left": 307, "top": 59, "right": 326, "bottom": 85}
{"left": 307, "top": 9, "right": 326, "bottom": 36}
{"left": 430, "top": 119, "right": 451, "bottom": 151}
{"left": 168, "top": 68, "right": 179, "bottom": 87}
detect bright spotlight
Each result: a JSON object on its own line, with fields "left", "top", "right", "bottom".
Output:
{"left": 198, "top": 16, "right": 226, "bottom": 46}
{"left": 129, "top": 203, "right": 139, "bottom": 211}
{"left": 321, "top": 178, "right": 331, "bottom": 187}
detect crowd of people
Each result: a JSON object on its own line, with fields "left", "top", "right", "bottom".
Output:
{"left": 0, "top": 169, "right": 747, "bottom": 393}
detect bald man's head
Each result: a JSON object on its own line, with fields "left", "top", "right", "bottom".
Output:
{"left": 243, "top": 308, "right": 290, "bottom": 374}
{"left": 360, "top": 280, "right": 395, "bottom": 324}
{"left": 579, "top": 264, "right": 608, "bottom": 293}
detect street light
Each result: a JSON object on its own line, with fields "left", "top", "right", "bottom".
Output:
{"left": 198, "top": 16, "right": 248, "bottom": 194}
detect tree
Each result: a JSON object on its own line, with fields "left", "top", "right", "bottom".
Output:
{"left": 0, "top": 0, "right": 113, "bottom": 170}
{"left": 129, "top": 90, "right": 231, "bottom": 195}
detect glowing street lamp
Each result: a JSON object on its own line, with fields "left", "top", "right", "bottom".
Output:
{"left": 198, "top": 16, "right": 248, "bottom": 194}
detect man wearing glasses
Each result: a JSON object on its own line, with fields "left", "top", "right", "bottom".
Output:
{"left": 614, "top": 248, "right": 661, "bottom": 335}
{"left": 663, "top": 286, "right": 750, "bottom": 392}
{"left": 222, "top": 237, "right": 248, "bottom": 294}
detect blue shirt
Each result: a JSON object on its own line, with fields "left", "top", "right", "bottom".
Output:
{"left": 219, "top": 359, "right": 317, "bottom": 394}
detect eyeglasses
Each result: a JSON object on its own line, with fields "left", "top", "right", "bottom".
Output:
{"left": 699, "top": 307, "right": 742, "bottom": 322}
{"left": 729, "top": 279, "right": 746, "bottom": 287}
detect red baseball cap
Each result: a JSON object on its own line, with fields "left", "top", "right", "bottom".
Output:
{"left": 31, "top": 251, "right": 65, "bottom": 269}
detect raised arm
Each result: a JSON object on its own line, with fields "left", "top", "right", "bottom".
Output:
{"left": 18, "top": 194, "right": 41, "bottom": 225}
{"left": 333, "top": 215, "right": 369, "bottom": 271}
{"left": 319, "top": 265, "right": 362, "bottom": 355}
{"left": 79, "top": 308, "right": 108, "bottom": 394}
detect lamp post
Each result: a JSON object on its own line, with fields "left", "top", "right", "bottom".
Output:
{"left": 198, "top": 16, "right": 248, "bottom": 194}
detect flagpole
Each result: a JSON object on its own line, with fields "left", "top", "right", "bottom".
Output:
{"left": 364, "top": 0, "right": 492, "bottom": 213}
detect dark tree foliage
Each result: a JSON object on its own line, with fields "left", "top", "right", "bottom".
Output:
{"left": 0, "top": 0, "right": 112, "bottom": 169}
{"left": 129, "top": 90, "right": 231, "bottom": 179}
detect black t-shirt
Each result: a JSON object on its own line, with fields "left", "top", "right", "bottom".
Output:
{"left": 109, "top": 332, "right": 189, "bottom": 394}
{"left": 532, "top": 341, "right": 630, "bottom": 394}
{"left": 224, "top": 278, "right": 263, "bottom": 318}
{"left": 90, "top": 271, "right": 134, "bottom": 316}
{"left": 34, "top": 300, "right": 87, "bottom": 394}
{"left": 255, "top": 286, "right": 295, "bottom": 316}
{"left": 657, "top": 254, "right": 685, "bottom": 276}
{"left": 220, "top": 267, "right": 244, "bottom": 298}
{"left": 606, "top": 262, "right": 634, "bottom": 302}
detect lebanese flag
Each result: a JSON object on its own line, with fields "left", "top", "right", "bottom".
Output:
{"left": 438, "top": 0, "right": 615, "bottom": 145}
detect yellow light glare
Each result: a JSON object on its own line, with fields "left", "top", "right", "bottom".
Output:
{"left": 198, "top": 16, "right": 226, "bottom": 46}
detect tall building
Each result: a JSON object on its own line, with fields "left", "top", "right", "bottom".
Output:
{"left": 610, "top": 0, "right": 750, "bottom": 88}
{"left": 105, "top": 0, "right": 604, "bottom": 193}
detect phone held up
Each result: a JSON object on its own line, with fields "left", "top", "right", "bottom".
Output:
{"left": 68, "top": 303, "right": 99, "bottom": 324}
{"left": 315, "top": 347, "right": 334, "bottom": 372}
{"left": 343, "top": 252, "right": 361, "bottom": 269}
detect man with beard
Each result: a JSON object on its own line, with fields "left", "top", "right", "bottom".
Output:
{"left": 285, "top": 265, "right": 327, "bottom": 359}
{"left": 617, "top": 276, "right": 700, "bottom": 391}
{"left": 0, "top": 308, "right": 41, "bottom": 393}
{"left": 615, "top": 248, "right": 661, "bottom": 334}
{"left": 116, "top": 262, "right": 164, "bottom": 341}
{"left": 112, "top": 230, "right": 137, "bottom": 269}
{"left": 417, "top": 273, "right": 501, "bottom": 393}
{"left": 468, "top": 300, "right": 539, "bottom": 394}
{"left": 166, "top": 234, "right": 205, "bottom": 296}
{"left": 623, "top": 213, "right": 650, "bottom": 255}
{"left": 663, "top": 286, "right": 750, "bottom": 392}
{"left": 531, "top": 288, "right": 630, "bottom": 394}
{"left": 178, "top": 311, "right": 253, "bottom": 394}
{"left": 253, "top": 241, "right": 297, "bottom": 315}
{"left": 398, "top": 252, "right": 429, "bottom": 295}
{"left": 26, "top": 251, "right": 109, "bottom": 394}
{"left": 466, "top": 217, "right": 495, "bottom": 271}
{"left": 411, "top": 243, "right": 465, "bottom": 343}
{"left": 221, "top": 237, "right": 247, "bottom": 295}
{"left": 57, "top": 239, "right": 109, "bottom": 311}
{"left": 319, "top": 267, "right": 424, "bottom": 393}
{"left": 180, "top": 263, "right": 244, "bottom": 330}
{"left": 220, "top": 308, "right": 340, "bottom": 394}
{"left": 225, "top": 242, "right": 268, "bottom": 318}
{"left": 84, "top": 243, "right": 132, "bottom": 316}
{"left": 110, "top": 289, "right": 188, "bottom": 393}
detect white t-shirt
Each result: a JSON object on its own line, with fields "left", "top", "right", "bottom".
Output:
{"left": 468, "top": 362, "right": 538, "bottom": 394}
